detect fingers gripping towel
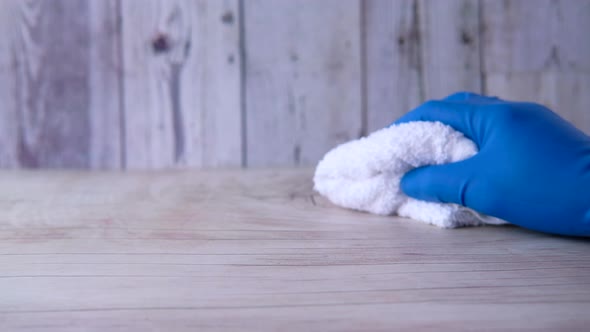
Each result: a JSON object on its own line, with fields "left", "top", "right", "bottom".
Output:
{"left": 313, "top": 121, "right": 507, "bottom": 228}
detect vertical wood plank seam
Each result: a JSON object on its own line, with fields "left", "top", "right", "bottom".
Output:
{"left": 115, "top": 0, "right": 126, "bottom": 169}
{"left": 171, "top": 63, "right": 184, "bottom": 163}
{"left": 11, "top": 28, "right": 20, "bottom": 168}
{"left": 13, "top": 17, "right": 24, "bottom": 168}
{"left": 14, "top": 1, "right": 35, "bottom": 167}
{"left": 477, "top": 0, "right": 487, "bottom": 95}
{"left": 413, "top": 0, "right": 426, "bottom": 102}
{"left": 359, "top": 0, "right": 368, "bottom": 137}
{"left": 238, "top": 0, "right": 247, "bottom": 168}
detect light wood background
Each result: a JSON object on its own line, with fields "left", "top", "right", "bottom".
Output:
{"left": 0, "top": 0, "right": 588, "bottom": 169}
{"left": 1, "top": 169, "right": 589, "bottom": 331}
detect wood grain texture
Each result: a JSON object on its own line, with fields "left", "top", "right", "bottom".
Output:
{"left": 88, "top": 0, "right": 123, "bottom": 169}
{"left": 482, "top": 0, "right": 590, "bottom": 134}
{"left": 418, "top": 0, "right": 482, "bottom": 99}
{"left": 244, "top": 0, "right": 363, "bottom": 167}
{"left": 0, "top": 0, "right": 20, "bottom": 168}
{"left": 6, "top": 0, "right": 91, "bottom": 168}
{"left": 185, "top": 0, "right": 241, "bottom": 168}
{"left": 121, "top": 0, "right": 241, "bottom": 169}
{"left": 364, "top": 0, "right": 422, "bottom": 131}
{"left": 0, "top": 169, "right": 589, "bottom": 331}
{"left": 0, "top": 0, "right": 589, "bottom": 169}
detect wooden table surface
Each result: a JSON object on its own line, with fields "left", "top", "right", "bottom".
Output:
{"left": 0, "top": 169, "right": 589, "bottom": 331}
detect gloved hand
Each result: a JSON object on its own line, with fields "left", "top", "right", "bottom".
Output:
{"left": 393, "top": 92, "right": 590, "bottom": 237}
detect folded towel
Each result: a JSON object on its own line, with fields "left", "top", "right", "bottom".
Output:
{"left": 313, "top": 121, "right": 507, "bottom": 228}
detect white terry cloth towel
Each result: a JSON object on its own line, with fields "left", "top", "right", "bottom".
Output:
{"left": 313, "top": 121, "right": 508, "bottom": 228}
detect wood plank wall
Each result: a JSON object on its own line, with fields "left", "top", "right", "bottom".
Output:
{"left": 0, "top": 0, "right": 588, "bottom": 169}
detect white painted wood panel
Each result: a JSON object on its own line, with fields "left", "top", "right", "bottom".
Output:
{"left": 419, "top": 0, "right": 482, "bottom": 99}
{"left": 184, "top": 0, "right": 242, "bottom": 168}
{"left": 121, "top": 0, "right": 241, "bottom": 169}
{"left": 2, "top": 0, "right": 92, "bottom": 168}
{"left": 0, "top": 0, "right": 588, "bottom": 169}
{"left": 364, "top": 0, "right": 423, "bottom": 131}
{"left": 120, "top": 0, "right": 172, "bottom": 168}
{"left": 482, "top": 0, "right": 590, "bottom": 133}
{"left": 88, "top": 0, "right": 123, "bottom": 169}
{"left": 244, "top": 0, "right": 363, "bottom": 167}
{"left": 0, "top": 0, "right": 19, "bottom": 168}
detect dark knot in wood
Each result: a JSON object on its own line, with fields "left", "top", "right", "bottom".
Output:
{"left": 460, "top": 30, "right": 473, "bottom": 45}
{"left": 152, "top": 33, "right": 170, "bottom": 53}
{"left": 221, "top": 11, "right": 234, "bottom": 24}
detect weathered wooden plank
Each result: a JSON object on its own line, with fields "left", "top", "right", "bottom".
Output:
{"left": 244, "top": 0, "right": 363, "bottom": 167}
{"left": 2, "top": 303, "right": 590, "bottom": 331}
{"left": 186, "top": 0, "right": 242, "bottom": 168}
{"left": 418, "top": 0, "right": 482, "bottom": 99}
{"left": 0, "top": 0, "right": 125, "bottom": 170}
{"left": 88, "top": 0, "right": 123, "bottom": 169}
{"left": 4, "top": 0, "right": 92, "bottom": 168}
{"left": 0, "top": 0, "right": 19, "bottom": 168}
{"left": 120, "top": 0, "right": 241, "bottom": 169}
{"left": 364, "top": 0, "right": 422, "bottom": 131}
{"left": 120, "top": 0, "right": 178, "bottom": 169}
{"left": 482, "top": 0, "right": 590, "bottom": 134}
{"left": 1, "top": 169, "right": 589, "bottom": 330}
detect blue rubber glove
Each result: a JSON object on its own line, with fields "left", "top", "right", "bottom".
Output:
{"left": 394, "top": 92, "right": 590, "bottom": 237}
